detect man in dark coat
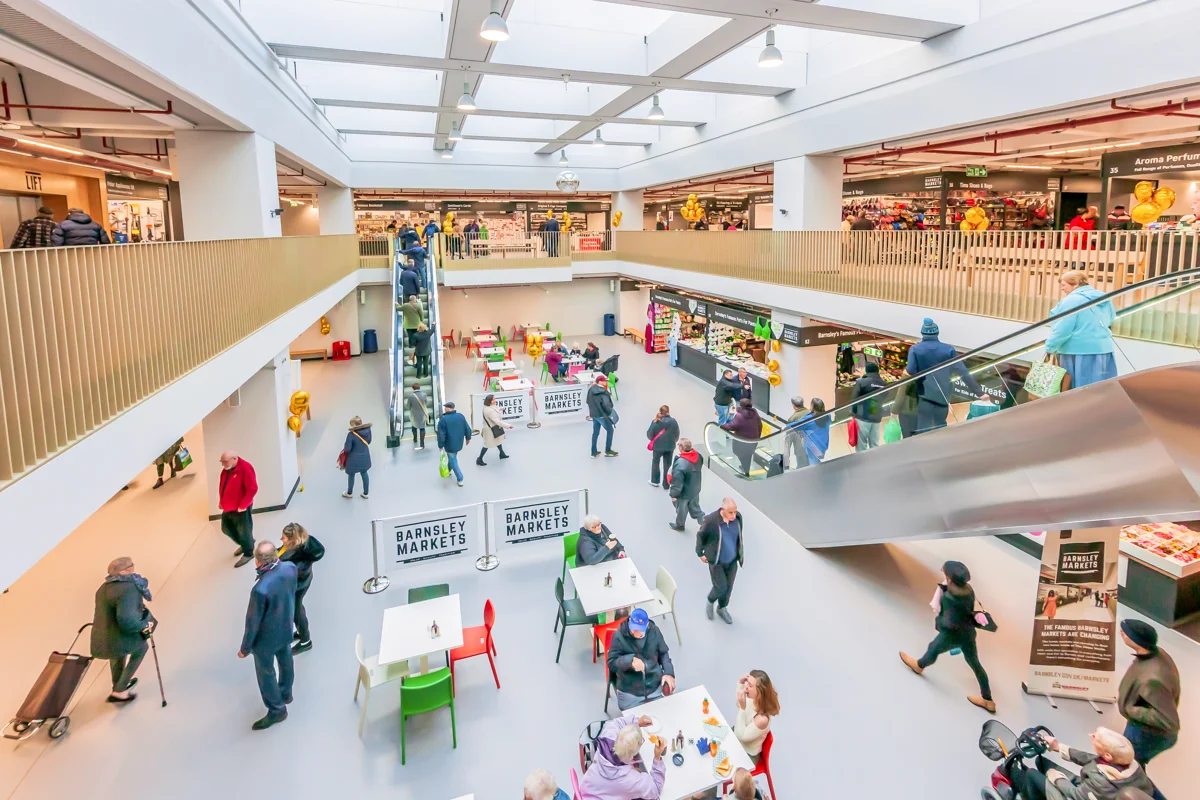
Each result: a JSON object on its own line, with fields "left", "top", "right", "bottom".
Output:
{"left": 606, "top": 608, "right": 675, "bottom": 711}
{"left": 850, "top": 362, "right": 889, "bottom": 451}
{"left": 91, "top": 557, "right": 154, "bottom": 703}
{"left": 713, "top": 369, "right": 742, "bottom": 425}
{"left": 1117, "top": 619, "right": 1180, "bottom": 799}
{"left": 436, "top": 400, "right": 472, "bottom": 486}
{"left": 239, "top": 541, "right": 298, "bottom": 730}
{"left": 696, "top": 499, "right": 744, "bottom": 624}
{"left": 400, "top": 244, "right": 429, "bottom": 283}
{"left": 668, "top": 439, "right": 704, "bottom": 531}
{"left": 645, "top": 407, "right": 679, "bottom": 489}
{"left": 906, "top": 317, "right": 984, "bottom": 435}
{"left": 51, "top": 208, "right": 111, "bottom": 246}
{"left": 412, "top": 323, "right": 434, "bottom": 378}
{"left": 540, "top": 213, "right": 561, "bottom": 257}
{"left": 400, "top": 264, "right": 423, "bottom": 301}
{"left": 587, "top": 375, "right": 617, "bottom": 457}
{"left": 575, "top": 514, "right": 625, "bottom": 566}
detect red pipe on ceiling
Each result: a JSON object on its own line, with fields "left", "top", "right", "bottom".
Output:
{"left": 0, "top": 80, "right": 174, "bottom": 118}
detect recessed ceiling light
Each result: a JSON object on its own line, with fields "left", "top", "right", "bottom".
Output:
{"left": 648, "top": 95, "right": 665, "bottom": 121}
{"left": 480, "top": 0, "right": 510, "bottom": 42}
{"left": 449, "top": 121, "right": 463, "bottom": 142}
{"left": 758, "top": 30, "right": 783, "bottom": 68}
{"left": 456, "top": 82, "right": 477, "bottom": 111}
{"left": 593, "top": 130, "right": 605, "bottom": 147}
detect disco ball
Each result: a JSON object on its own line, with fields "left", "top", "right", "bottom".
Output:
{"left": 555, "top": 170, "right": 580, "bottom": 194}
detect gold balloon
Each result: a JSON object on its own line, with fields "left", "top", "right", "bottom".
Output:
{"left": 687, "top": 194, "right": 698, "bottom": 204}
{"left": 1153, "top": 187, "right": 1176, "bottom": 211}
{"left": 288, "top": 390, "right": 310, "bottom": 416}
{"left": 1131, "top": 201, "right": 1162, "bottom": 225}
{"left": 1133, "top": 181, "right": 1155, "bottom": 203}
{"left": 770, "top": 339, "right": 781, "bottom": 352}
{"left": 319, "top": 316, "right": 331, "bottom": 335}
{"left": 287, "top": 414, "right": 302, "bottom": 433}
{"left": 613, "top": 210, "right": 622, "bottom": 227}
{"left": 767, "top": 373, "right": 782, "bottom": 387}
{"left": 767, "top": 359, "right": 779, "bottom": 372}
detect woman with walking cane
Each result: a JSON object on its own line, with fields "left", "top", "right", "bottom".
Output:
{"left": 91, "top": 557, "right": 157, "bottom": 704}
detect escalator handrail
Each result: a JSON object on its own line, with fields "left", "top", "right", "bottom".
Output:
{"left": 706, "top": 266, "right": 1200, "bottom": 446}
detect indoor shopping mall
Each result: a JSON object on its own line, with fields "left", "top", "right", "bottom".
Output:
{"left": 0, "top": 2, "right": 1197, "bottom": 800}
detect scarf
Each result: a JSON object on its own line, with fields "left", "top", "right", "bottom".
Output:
{"left": 107, "top": 572, "right": 152, "bottom": 601}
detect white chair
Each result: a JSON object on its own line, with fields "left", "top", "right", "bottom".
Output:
{"left": 353, "top": 633, "right": 410, "bottom": 738}
{"left": 643, "top": 566, "right": 680, "bottom": 645}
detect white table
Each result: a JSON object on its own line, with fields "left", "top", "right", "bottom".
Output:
{"left": 479, "top": 346, "right": 506, "bottom": 358}
{"left": 570, "top": 370, "right": 601, "bottom": 385}
{"left": 378, "top": 594, "right": 465, "bottom": 674}
{"left": 634, "top": 685, "right": 754, "bottom": 800}
{"left": 474, "top": 333, "right": 498, "bottom": 345}
{"left": 484, "top": 360, "right": 518, "bottom": 373}
{"left": 472, "top": 326, "right": 493, "bottom": 336}
{"left": 570, "top": 557, "right": 653, "bottom": 617}
{"left": 498, "top": 377, "right": 533, "bottom": 391}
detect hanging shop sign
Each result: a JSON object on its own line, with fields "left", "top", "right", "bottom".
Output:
{"left": 444, "top": 201, "right": 476, "bottom": 211}
{"left": 1047, "top": 178, "right": 1062, "bottom": 191}
{"left": 708, "top": 304, "right": 768, "bottom": 334}
{"left": 1025, "top": 528, "right": 1120, "bottom": 702}
{"left": 374, "top": 503, "right": 483, "bottom": 568}
{"left": 650, "top": 289, "right": 708, "bottom": 318}
{"left": 1103, "top": 142, "right": 1200, "bottom": 177}
{"left": 488, "top": 489, "right": 585, "bottom": 546}
{"left": 354, "top": 200, "right": 428, "bottom": 211}
{"left": 470, "top": 388, "right": 530, "bottom": 432}
{"left": 535, "top": 384, "right": 588, "bottom": 423}
{"left": 765, "top": 319, "right": 802, "bottom": 346}
{"left": 842, "top": 174, "right": 941, "bottom": 197}
{"left": 795, "top": 324, "right": 880, "bottom": 347}
{"left": 747, "top": 192, "right": 773, "bottom": 205}
{"left": 105, "top": 175, "right": 168, "bottom": 200}
{"left": 944, "top": 171, "right": 1062, "bottom": 192}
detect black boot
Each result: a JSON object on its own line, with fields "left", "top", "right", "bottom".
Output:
{"left": 498, "top": 446, "right": 509, "bottom": 459}
{"left": 476, "top": 448, "right": 487, "bottom": 466}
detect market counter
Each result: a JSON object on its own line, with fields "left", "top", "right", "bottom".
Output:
{"left": 675, "top": 345, "right": 770, "bottom": 415}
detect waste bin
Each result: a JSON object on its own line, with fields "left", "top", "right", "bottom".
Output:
{"left": 603, "top": 313, "right": 616, "bottom": 336}
{"left": 362, "top": 329, "right": 378, "bottom": 353}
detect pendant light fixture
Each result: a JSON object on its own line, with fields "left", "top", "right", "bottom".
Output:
{"left": 479, "top": 0, "right": 510, "bottom": 42}
{"left": 758, "top": 29, "right": 783, "bottom": 68}
{"left": 648, "top": 95, "right": 665, "bottom": 120}
{"left": 456, "top": 81, "right": 477, "bottom": 111}
{"left": 558, "top": 149, "right": 569, "bottom": 166}
{"left": 441, "top": 148, "right": 454, "bottom": 159}
{"left": 593, "top": 129, "right": 605, "bottom": 147}
{"left": 449, "top": 121, "right": 463, "bottom": 141}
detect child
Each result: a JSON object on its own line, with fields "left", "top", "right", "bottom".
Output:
{"left": 733, "top": 769, "right": 763, "bottom": 800}
{"left": 570, "top": 341, "right": 582, "bottom": 357}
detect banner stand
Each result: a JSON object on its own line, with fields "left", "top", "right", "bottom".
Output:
{"left": 527, "top": 386, "right": 541, "bottom": 429}
{"left": 362, "top": 520, "right": 391, "bottom": 594}
{"left": 1020, "top": 682, "right": 1110, "bottom": 713}
{"left": 475, "top": 512, "right": 499, "bottom": 572}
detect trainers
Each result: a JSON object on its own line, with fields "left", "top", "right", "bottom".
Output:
{"left": 234, "top": 555, "right": 252, "bottom": 568}
{"left": 360, "top": 493, "right": 369, "bottom": 499}
{"left": 717, "top": 607, "right": 733, "bottom": 624}
{"left": 604, "top": 450, "right": 619, "bottom": 457}
{"left": 457, "top": 480, "right": 464, "bottom": 487}
{"left": 649, "top": 481, "right": 660, "bottom": 487}
{"left": 252, "top": 712, "right": 287, "bottom": 730}
{"left": 234, "top": 547, "right": 245, "bottom": 556}
{"left": 415, "top": 445, "right": 424, "bottom": 451}
{"left": 591, "top": 452, "right": 600, "bottom": 458}
{"left": 106, "top": 692, "right": 137, "bottom": 703}
{"left": 669, "top": 523, "right": 685, "bottom": 532}
{"left": 968, "top": 695, "right": 997, "bottom": 713}
{"left": 705, "top": 602, "right": 714, "bottom": 621}
{"left": 342, "top": 492, "right": 353, "bottom": 498}
{"left": 899, "top": 651, "right": 924, "bottom": 675}
{"left": 292, "top": 640, "right": 312, "bottom": 655}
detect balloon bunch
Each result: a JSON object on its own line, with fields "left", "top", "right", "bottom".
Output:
{"left": 1131, "top": 181, "right": 1176, "bottom": 225}
{"left": 960, "top": 206, "right": 990, "bottom": 232}
{"left": 679, "top": 194, "right": 704, "bottom": 223}
{"left": 443, "top": 211, "right": 456, "bottom": 234}
{"left": 753, "top": 317, "right": 772, "bottom": 340}
{"left": 319, "top": 316, "right": 331, "bottom": 335}
{"left": 612, "top": 210, "right": 623, "bottom": 227}
{"left": 287, "top": 390, "right": 310, "bottom": 437}
{"left": 526, "top": 334, "right": 543, "bottom": 358}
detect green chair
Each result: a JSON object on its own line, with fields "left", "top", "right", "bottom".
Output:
{"left": 554, "top": 577, "right": 598, "bottom": 663}
{"left": 540, "top": 361, "right": 551, "bottom": 384}
{"left": 408, "top": 583, "right": 450, "bottom": 603}
{"left": 399, "top": 667, "right": 456, "bottom": 765}
{"left": 607, "top": 372, "right": 618, "bottom": 401}
{"left": 562, "top": 532, "right": 579, "bottom": 581}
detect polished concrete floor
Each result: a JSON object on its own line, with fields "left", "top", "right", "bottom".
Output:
{"left": 0, "top": 336, "right": 1193, "bottom": 800}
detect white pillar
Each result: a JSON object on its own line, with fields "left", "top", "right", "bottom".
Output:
{"left": 200, "top": 349, "right": 299, "bottom": 518}
{"left": 613, "top": 190, "right": 645, "bottom": 232}
{"left": 318, "top": 185, "right": 356, "bottom": 235}
{"left": 174, "top": 130, "right": 281, "bottom": 240}
{"left": 772, "top": 155, "right": 844, "bottom": 231}
{"left": 768, "top": 309, "right": 804, "bottom": 420}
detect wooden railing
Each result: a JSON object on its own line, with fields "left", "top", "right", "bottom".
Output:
{"left": 0, "top": 234, "right": 359, "bottom": 485}
{"left": 358, "top": 235, "right": 394, "bottom": 269}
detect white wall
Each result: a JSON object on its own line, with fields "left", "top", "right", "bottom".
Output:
{"left": 617, "top": 284, "right": 650, "bottom": 333}
{"left": 357, "top": 285, "right": 393, "bottom": 347}
{"left": 291, "top": 288, "right": 362, "bottom": 357}
{"left": 174, "top": 131, "right": 282, "bottom": 240}
{"left": 281, "top": 203, "right": 320, "bottom": 236}
{"left": 437, "top": 278, "right": 618, "bottom": 341}
{"left": 318, "top": 185, "right": 355, "bottom": 235}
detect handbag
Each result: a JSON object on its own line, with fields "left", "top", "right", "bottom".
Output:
{"left": 490, "top": 423, "right": 505, "bottom": 438}
{"left": 846, "top": 417, "right": 859, "bottom": 448}
{"left": 647, "top": 428, "right": 665, "bottom": 451}
{"left": 439, "top": 452, "right": 451, "bottom": 479}
{"left": 1023, "top": 355, "right": 1070, "bottom": 398}
{"left": 973, "top": 602, "right": 999, "bottom": 633}
{"left": 173, "top": 447, "right": 192, "bottom": 471}
{"left": 608, "top": 406, "right": 619, "bottom": 425}
{"left": 336, "top": 451, "right": 348, "bottom": 471}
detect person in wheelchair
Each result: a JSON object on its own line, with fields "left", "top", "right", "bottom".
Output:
{"left": 1012, "top": 727, "right": 1155, "bottom": 800}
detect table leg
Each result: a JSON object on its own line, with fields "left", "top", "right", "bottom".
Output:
{"left": 419, "top": 654, "right": 430, "bottom": 675}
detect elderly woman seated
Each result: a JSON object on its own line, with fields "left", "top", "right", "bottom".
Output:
{"left": 579, "top": 713, "right": 667, "bottom": 800}
{"left": 1012, "top": 727, "right": 1156, "bottom": 800}
{"left": 522, "top": 768, "right": 569, "bottom": 800}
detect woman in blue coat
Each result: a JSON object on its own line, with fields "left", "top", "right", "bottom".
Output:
{"left": 1045, "top": 271, "right": 1117, "bottom": 389}
{"left": 341, "top": 416, "right": 372, "bottom": 499}
{"left": 796, "top": 398, "right": 831, "bottom": 466}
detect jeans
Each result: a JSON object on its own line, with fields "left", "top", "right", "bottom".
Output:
{"left": 294, "top": 583, "right": 311, "bottom": 643}
{"left": 915, "top": 398, "right": 950, "bottom": 435}
{"left": 411, "top": 427, "right": 425, "bottom": 447}
{"left": 446, "top": 451, "right": 463, "bottom": 481}
{"left": 347, "top": 470, "right": 369, "bottom": 495}
{"left": 674, "top": 496, "right": 704, "bottom": 527}
{"left": 855, "top": 419, "right": 880, "bottom": 451}
{"left": 252, "top": 645, "right": 294, "bottom": 718}
{"left": 591, "top": 417, "right": 614, "bottom": 454}
{"left": 785, "top": 432, "right": 805, "bottom": 470}
{"left": 650, "top": 451, "right": 671, "bottom": 485}
{"left": 898, "top": 412, "right": 919, "bottom": 439}
{"left": 707, "top": 560, "right": 739, "bottom": 608}
{"left": 616, "top": 686, "right": 664, "bottom": 712}
{"left": 715, "top": 402, "right": 732, "bottom": 425}
{"left": 1125, "top": 721, "right": 1176, "bottom": 800}
{"left": 917, "top": 629, "right": 992, "bottom": 701}
{"left": 416, "top": 354, "right": 430, "bottom": 377}
{"left": 109, "top": 640, "right": 147, "bottom": 692}
{"left": 221, "top": 509, "right": 254, "bottom": 557}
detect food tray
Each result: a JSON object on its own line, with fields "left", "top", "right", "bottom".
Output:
{"left": 711, "top": 748, "right": 732, "bottom": 779}
{"left": 703, "top": 722, "right": 731, "bottom": 740}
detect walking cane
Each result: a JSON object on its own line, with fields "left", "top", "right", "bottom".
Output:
{"left": 148, "top": 634, "right": 167, "bottom": 707}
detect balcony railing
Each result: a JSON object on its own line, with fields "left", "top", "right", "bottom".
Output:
{"left": 434, "top": 231, "right": 612, "bottom": 269}
{"left": 0, "top": 234, "right": 360, "bottom": 485}
{"left": 358, "top": 235, "right": 394, "bottom": 269}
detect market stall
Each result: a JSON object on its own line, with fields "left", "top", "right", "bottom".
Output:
{"left": 1119, "top": 522, "right": 1200, "bottom": 626}
{"left": 105, "top": 175, "right": 172, "bottom": 242}
{"left": 842, "top": 171, "right": 1059, "bottom": 231}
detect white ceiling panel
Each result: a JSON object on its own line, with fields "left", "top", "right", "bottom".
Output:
{"left": 595, "top": 122, "right": 656, "bottom": 144}
{"left": 451, "top": 139, "right": 543, "bottom": 154}
{"left": 472, "top": 76, "right": 630, "bottom": 115}
{"left": 322, "top": 106, "right": 437, "bottom": 132}
{"left": 461, "top": 114, "right": 561, "bottom": 138}
{"left": 294, "top": 61, "right": 443, "bottom": 105}
{"left": 507, "top": 0, "right": 674, "bottom": 36}
{"left": 240, "top": 0, "right": 447, "bottom": 56}
{"left": 620, "top": 89, "right": 716, "bottom": 122}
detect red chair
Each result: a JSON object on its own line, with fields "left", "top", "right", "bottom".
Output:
{"left": 506, "top": 347, "right": 513, "bottom": 361}
{"left": 483, "top": 363, "right": 501, "bottom": 388}
{"left": 449, "top": 599, "right": 499, "bottom": 693}
{"left": 332, "top": 340, "right": 351, "bottom": 361}
{"left": 570, "top": 767, "right": 582, "bottom": 800}
{"left": 441, "top": 328, "right": 456, "bottom": 349}
{"left": 464, "top": 338, "right": 475, "bottom": 358}
{"left": 591, "top": 619, "right": 622, "bottom": 665}
{"left": 602, "top": 627, "right": 617, "bottom": 712}
{"left": 752, "top": 731, "right": 777, "bottom": 800}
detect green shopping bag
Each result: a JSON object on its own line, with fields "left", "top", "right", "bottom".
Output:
{"left": 439, "top": 452, "right": 451, "bottom": 479}
{"left": 173, "top": 447, "right": 193, "bottom": 471}
{"left": 1023, "top": 355, "right": 1069, "bottom": 398}
{"left": 883, "top": 417, "right": 902, "bottom": 444}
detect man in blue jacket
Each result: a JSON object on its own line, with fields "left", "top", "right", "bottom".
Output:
{"left": 239, "top": 541, "right": 298, "bottom": 730}
{"left": 399, "top": 263, "right": 423, "bottom": 302}
{"left": 436, "top": 400, "right": 472, "bottom": 486}
{"left": 400, "top": 244, "right": 429, "bottom": 285}
{"left": 905, "top": 317, "right": 986, "bottom": 435}
{"left": 422, "top": 218, "right": 442, "bottom": 248}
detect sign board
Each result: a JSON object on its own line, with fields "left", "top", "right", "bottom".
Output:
{"left": 1102, "top": 142, "right": 1200, "bottom": 177}
{"left": 796, "top": 324, "right": 879, "bottom": 347}
{"left": 1025, "top": 528, "right": 1120, "bottom": 702}
{"left": 535, "top": 384, "right": 587, "bottom": 423}
{"left": 105, "top": 175, "right": 169, "bottom": 200}
{"left": 575, "top": 235, "right": 604, "bottom": 251}
{"left": 471, "top": 388, "right": 530, "bottom": 432}
{"left": 650, "top": 289, "right": 708, "bottom": 318}
{"left": 708, "top": 304, "right": 766, "bottom": 334}
{"left": 1047, "top": 177, "right": 1062, "bottom": 191}
{"left": 488, "top": 490, "right": 585, "bottom": 546}
{"left": 375, "top": 504, "right": 483, "bottom": 568}
{"left": 924, "top": 175, "right": 943, "bottom": 189}
{"left": 965, "top": 166, "right": 988, "bottom": 178}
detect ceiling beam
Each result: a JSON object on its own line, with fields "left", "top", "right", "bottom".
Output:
{"left": 339, "top": 129, "right": 649, "bottom": 147}
{"left": 269, "top": 44, "right": 791, "bottom": 97}
{"left": 313, "top": 98, "right": 704, "bottom": 127}
{"left": 594, "top": 0, "right": 964, "bottom": 42}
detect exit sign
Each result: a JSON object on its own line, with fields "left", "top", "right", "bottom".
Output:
{"left": 966, "top": 166, "right": 988, "bottom": 178}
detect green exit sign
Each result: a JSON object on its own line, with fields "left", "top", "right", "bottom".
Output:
{"left": 966, "top": 166, "right": 989, "bottom": 178}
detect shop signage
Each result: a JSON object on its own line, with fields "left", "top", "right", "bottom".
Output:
{"left": 1047, "top": 178, "right": 1061, "bottom": 190}
{"left": 24, "top": 171, "right": 41, "bottom": 191}
{"left": 923, "top": 175, "right": 943, "bottom": 189}
{"left": 444, "top": 201, "right": 475, "bottom": 211}
{"left": 945, "top": 171, "right": 1065, "bottom": 192}
{"left": 470, "top": 388, "right": 530, "bottom": 432}
{"left": 965, "top": 166, "right": 988, "bottom": 178}
{"left": 1025, "top": 528, "right": 1119, "bottom": 702}
{"left": 766, "top": 320, "right": 802, "bottom": 346}
{"left": 747, "top": 192, "right": 773, "bottom": 205}
{"left": 534, "top": 384, "right": 587, "bottom": 423}
{"left": 1103, "top": 142, "right": 1200, "bottom": 177}
{"left": 843, "top": 175, "right": 943, "bottom": 197}
{"left": 796, "top": 325, "right": 879, "bottom": 347}
{"left": 374, "top": 503, "right": 482, "bottom": 568}
{"left": 650, "top": 289, "right": 707, "bottom": 318}
{"left": 488, "top": 490, "right": 584, "bottom": 546}
{"left": 105, "top": 175, "right": 169, "bottom": 200}
{"left": 708, "top": 304, "right": 766, "bottom": 334}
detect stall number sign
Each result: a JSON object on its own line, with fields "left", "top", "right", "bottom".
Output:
{"left": 384, "top": 508, "right": 477, "bottom": 566}
{"left": 965, "top": 166, "right": 988, "bottom": 178}
{"left": 490, "top": 491, "right": 583, "bottom": 545}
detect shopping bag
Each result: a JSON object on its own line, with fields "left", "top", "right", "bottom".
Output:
{"left": 883, "top": 417, "right": 902, "bottom": 444}
{"left": 336, "top": 450, "right": 348, "bottom": 471}
{"left": 439, "top": 452, "right": 451, "bottom": 479}
{"left": 1023, "top": 355, "right": 1069, "bottom": 398}
{"left": 846, "top": 417, "right": 859, "bottom": 448}
{"left": 173, "top": 447, "right": 192, "bottom": 471}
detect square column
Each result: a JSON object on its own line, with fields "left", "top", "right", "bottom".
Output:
{"left": 318, "top": 185, "right": 355, "bottom": 235}
{"left": 772, "top": 155, "right": 844, "bottom": 231}
{"left": 612, "top": 190, "right": 645, "bottom": 232}
{"left": 768, "top": 311, "right": 839, "bottom": 420}
{"left": 174, "top": 130, "right": 281, "bottom": 240}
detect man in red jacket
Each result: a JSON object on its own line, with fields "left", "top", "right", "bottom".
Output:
{"left": 219, "top": 451, "right": 258, "bottom": 568}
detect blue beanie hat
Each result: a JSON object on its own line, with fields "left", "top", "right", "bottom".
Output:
{"left": 921, "top": 317, "right": 939, "bottom": 336}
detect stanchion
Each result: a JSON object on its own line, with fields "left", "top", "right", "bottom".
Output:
{"left": 527, "top": 385, "right": 541, "bottom": 429}
{"left": 362, "top": 520, "right": 391, "bottom": 594}
{"left": 475, "top": 508, "right": 499, "bottom": 571}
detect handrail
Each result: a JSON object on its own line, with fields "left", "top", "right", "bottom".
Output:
{"left": 707, "top": 267, "right": 1200, "bottom": 448}
{"left": 387, "top": 236, "right": 402, "bottom": 444}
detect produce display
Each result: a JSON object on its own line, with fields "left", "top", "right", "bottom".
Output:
{"left": 650, "top": 303, "right": 671, "bottom": 353}
{"left": 1120, "top": 522, "right": 1200, "bottom": 566}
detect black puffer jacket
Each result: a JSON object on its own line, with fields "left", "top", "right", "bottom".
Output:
{"left": 279, "top": 534, "right": 325, "bottom": 591}
{"left": 713, "top": 376, "right": 743, "bottom": 406}
{"left": 606, "top": 618, "right": 674, "bottom": 696}
{"left": 586, "top": 383, "right": 614, "bottom": 420}
{"left": 646, "top": 415, "right": 679, "bottom": 453}
{"left": 668, "top": 449, "right": 703, "bottom": 499}
{"left": 52, "top": 212, "right": 111, "bottom": 246}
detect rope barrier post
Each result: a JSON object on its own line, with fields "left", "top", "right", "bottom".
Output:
{"left": 362, "top": 519, "right": 391, "bottom": 594}
{"left": 527, "top": 384, "right": 541, "bottom": 428}
{"left": 475, "top": 503, "right": 500, "bottom": 572}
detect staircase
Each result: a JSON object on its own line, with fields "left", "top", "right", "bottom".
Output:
{"left": 388, "top": 240, "right": 445, "bottom": 446}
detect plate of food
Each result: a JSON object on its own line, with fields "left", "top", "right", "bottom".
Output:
{"left": 712, "top": 751, "right": 733, "bottom": 779}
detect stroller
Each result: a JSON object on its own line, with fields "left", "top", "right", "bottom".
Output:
{"left": 3, "top": 623, "right": 94, "bottom": 741}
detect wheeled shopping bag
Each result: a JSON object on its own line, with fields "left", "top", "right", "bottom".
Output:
{"left": 3, "top": 623, "right": 94, "bottom": 741}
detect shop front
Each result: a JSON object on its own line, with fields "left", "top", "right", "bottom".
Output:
{"left": 842, "top": 170, "right": 1059, "bottom": 231}
{"left": 105, "top": 175, "right": 172, "bottom": 242}
{"left": 354, "top": 199, "right": 440, "bottom": 235}
{"left": 1100, "top": 142, "right": 1200, "bottom": 231}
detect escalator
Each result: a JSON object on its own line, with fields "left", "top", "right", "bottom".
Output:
{"left": 387, "top": 238, "right": 445, "bottom": 448}
{"left": 703, "top": 271, "right": 1200, "bottom": 547}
